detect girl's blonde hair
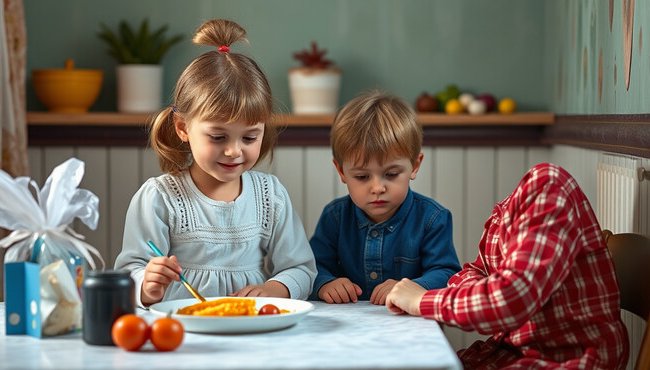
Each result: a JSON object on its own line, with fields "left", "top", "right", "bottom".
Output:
{"left": 331, "top": 90, "right": 422, "bottom": 167}
{"left": 149, "top": 19, "right": 277, "bottom": 174}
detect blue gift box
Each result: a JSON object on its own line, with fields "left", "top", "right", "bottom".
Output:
{"left": 4, "top": 262, "right": 42, "bottom": 337}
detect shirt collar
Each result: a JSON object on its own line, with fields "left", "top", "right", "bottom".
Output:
{"left": 354, "top": 188, "right": 414, "bottom": 232}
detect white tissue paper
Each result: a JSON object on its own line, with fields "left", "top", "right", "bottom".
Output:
{"left": 0, "top": 157, "right": 104, "bottom": 336}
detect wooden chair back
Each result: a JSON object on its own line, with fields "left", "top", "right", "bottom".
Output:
{"left": 603, "top": 230, "right": 650, "bottom": 370}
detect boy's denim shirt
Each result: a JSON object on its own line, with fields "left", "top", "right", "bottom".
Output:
{"left": 309, "top": 188, "right": 461, "bottom": 300}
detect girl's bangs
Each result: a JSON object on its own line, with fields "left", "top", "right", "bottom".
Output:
{"left": 192, "top": 87, "right": 271, "bottom": 125}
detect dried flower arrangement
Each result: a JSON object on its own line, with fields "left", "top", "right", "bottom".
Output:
{"left": 292, "top": 41, "right": 334, "bottom": 69}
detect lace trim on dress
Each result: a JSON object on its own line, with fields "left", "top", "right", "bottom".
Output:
{"left": 160, "top": 174, "right": 193, "bottom": 233}
{"left": 250, "top": 172, "right": 272, "bottom": 232}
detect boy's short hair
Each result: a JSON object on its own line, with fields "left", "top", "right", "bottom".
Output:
{"left": 331, "top": 90, "right": 422, "bottom": 167}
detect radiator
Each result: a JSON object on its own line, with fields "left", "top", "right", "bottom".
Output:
{"left": 597, "top": 153, "right": 640, "bottom": 233}
{"left": 596, "top": 152, "right": 643, "bottom": 370}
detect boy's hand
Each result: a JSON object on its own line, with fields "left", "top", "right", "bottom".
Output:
{"left": 318, "top": 278, "right": 363, "bottom": 304}
{"left": 385, "top": 278, "right": 426, "bottom": 316}
{"left": 231, "top": 280, "right": 290, "bottom": 298}
{"left": 369, "top": 279, "right": 398, "bottom": 305}
{"left": 141, "top": 255, "right": 182, "bottom": 305}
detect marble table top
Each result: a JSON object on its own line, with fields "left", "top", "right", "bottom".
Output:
{"left": 0, "top": 301, "right": 461, "bottom": 369}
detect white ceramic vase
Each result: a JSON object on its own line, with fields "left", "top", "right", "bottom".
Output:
{"left": 116, "top": 64, "right": 163, "bottom": 113}
{"left": 288, "top": 67, "right": 341, "bottom": 114}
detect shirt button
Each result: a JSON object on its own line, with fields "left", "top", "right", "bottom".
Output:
{"left": 370, "top": 272, "right": 378, "bottom": 280}
{"left": 370, "top": 230, "right": 379, "bottom": 238}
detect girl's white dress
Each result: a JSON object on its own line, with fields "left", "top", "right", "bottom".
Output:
{"left": 114, "top": 170, "right": 316, "bottom": 305}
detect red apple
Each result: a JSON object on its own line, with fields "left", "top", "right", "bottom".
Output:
{"left": 415, "top": 92, "right": 438, "bottom": 112}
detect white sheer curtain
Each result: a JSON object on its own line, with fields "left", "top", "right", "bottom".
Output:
{"left": 1, "top": 0, "right": 28, "bottom": 300}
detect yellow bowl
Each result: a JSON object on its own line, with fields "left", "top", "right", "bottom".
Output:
{"left": 32, "top": 59, "right": 103, "bottom": 113}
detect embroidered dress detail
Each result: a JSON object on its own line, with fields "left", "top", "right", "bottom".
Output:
{"left": 159, "top": 175, "right": 193, "bottom": 233}
{"left": 251, "top": 172, "right": 273, "bottom": 233}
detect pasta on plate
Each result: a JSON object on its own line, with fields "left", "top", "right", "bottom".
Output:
{"left": 177, "top": 298, "right": 257, "bottom": 316}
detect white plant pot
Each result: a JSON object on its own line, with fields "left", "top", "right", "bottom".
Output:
{"left": 116, "top": 64, "right": 163, "bottom": 113}
{"left": 288, "top": 67, "right": 341, "bottom": 114}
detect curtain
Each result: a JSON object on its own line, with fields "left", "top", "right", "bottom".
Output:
{"left": 1, "top": 0, "right": 28, "bottom": 177}
{"left": 1, "top": 0, "right": 27, "bottom": 300}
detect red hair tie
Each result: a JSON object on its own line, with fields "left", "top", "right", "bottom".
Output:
{"left": 218, "top": 45, "right": 230, "bottom": 53}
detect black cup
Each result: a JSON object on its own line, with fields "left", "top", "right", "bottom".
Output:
{"left": 82, "top": 269, "right": 135, "bottom": 345}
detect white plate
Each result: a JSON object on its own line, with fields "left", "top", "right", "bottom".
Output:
{"left": 148, "top": 297, "right": 314, "bottom": 334}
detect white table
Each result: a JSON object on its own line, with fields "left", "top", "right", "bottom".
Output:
{"left": 0, "top": 301, "right": 461, "bottom": 369}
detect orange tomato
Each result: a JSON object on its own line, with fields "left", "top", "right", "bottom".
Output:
{"left": 111, "top": 314, "right": 150, "bottom": 351}
{"left": 150, "top": 316, "right": 184, "bottom": 351}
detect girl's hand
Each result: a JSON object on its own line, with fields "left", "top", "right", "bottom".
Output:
{"left": 231, "top": 280, "right": 289, "bottom": 298}
{"left": 141, "top": 255, "right": 182, "bottom": 305}
{"left": 369, "top": 279, "right": 398, "bottom": 305}
{"left": 318, "top": 278, "right": 363, "bottom": 304}
{"left": 385, "top": 278, "right": 426, "bottom": 316}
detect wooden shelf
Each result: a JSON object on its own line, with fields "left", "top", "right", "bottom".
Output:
{"left": 27, "top": 112, "right": 154, "bottom": 126}
{"left": 24, "top": 111, "right": 650, "bottom": 158}
{"left": 416, "top": 112, "right": 554, "bottom": 126}
{"left": 26, "top": 111, "right": 554, "bottom": 147}
{"left": 26, "top": 111, "right": 554, "bottom": 127}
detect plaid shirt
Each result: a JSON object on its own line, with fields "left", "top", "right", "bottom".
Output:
{"left": 420, "top": 163, "right": 629, "bottom": 369}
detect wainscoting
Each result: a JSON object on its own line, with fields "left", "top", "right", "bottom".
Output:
{"left": 26, "top": 145, "right": 550, "bottom": 267}
{"left": 23, "top": 143, "right": 650, "bottom": 365}
{"left": 26, "top": 144, "right": 549, "bottom": 349}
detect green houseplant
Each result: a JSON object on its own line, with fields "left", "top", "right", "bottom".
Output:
{"left": 288, "top": 41, "right": 341, "bottom": 114}
{"left": 97, "top": 19, "right": 182, "bottom": 64}
{"left": 97, "top": 19, "right": 183, "bottom": 112}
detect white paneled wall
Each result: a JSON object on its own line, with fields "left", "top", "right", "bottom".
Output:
{"left": 27, "top": 144, "right": 550, "bottom": 349}
{"left": 23, "top": 142, "right": 649, "bottom": 358}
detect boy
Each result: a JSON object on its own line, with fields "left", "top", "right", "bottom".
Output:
{"left": 309, "top": 91, "right": 461, "bottom": 305}
{"left": 385, "top": 163, "right": 629, "bottom": 369}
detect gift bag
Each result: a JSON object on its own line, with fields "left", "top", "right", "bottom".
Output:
{"left": 1, "top": 157, "right": 104, "bottom": 337}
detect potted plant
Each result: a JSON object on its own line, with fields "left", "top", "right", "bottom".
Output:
{"left": 98, "top": 18, "right": 183, "bottom": 113}
{"left": 288, "top": 41, "right": 341, "bottom": 115}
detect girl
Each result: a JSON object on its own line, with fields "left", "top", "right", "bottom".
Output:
{"left": 114, "top": 19, "right": 316, "bottom": 307}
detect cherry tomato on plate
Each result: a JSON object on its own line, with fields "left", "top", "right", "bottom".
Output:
{"left": 258, "top": 304, "right": 280, "bottom": 315}
{"left": 150, "top": 316, "right": 184, "bottom": 351}
{"left": 111, "top": 314, "right": 150, "bottom": 351}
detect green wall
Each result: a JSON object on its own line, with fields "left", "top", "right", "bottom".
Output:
{"left": 545, "top": 1, "right": 650, "bottom": 114}
{"left": 24, "top": 0, "right": 546, "bottom": 112}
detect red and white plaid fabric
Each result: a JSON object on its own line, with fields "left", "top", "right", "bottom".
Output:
{"left": 421, "top": 163, "right": 629, "bottom": 369}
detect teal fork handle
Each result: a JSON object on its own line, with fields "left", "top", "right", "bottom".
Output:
{"left": 146, "top": 240, "right": 205, "bottom": 302}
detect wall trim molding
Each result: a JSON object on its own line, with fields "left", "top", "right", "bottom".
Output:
{"left": 543, "top": 114, "right": 650, "bottom": 158}
{"left": 27, "top": 125, "right": 549, "bottom": 147}
{"left": 26, "top": 113, "right": 650, "bottom": 159}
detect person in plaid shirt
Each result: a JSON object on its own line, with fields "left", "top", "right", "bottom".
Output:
{"left": 385, "top": 163, "right": 629, "bottom": 369}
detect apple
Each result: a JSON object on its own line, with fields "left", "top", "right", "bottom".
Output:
{"left": 415, "top": 92, "right": 438, "bottom": 112}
